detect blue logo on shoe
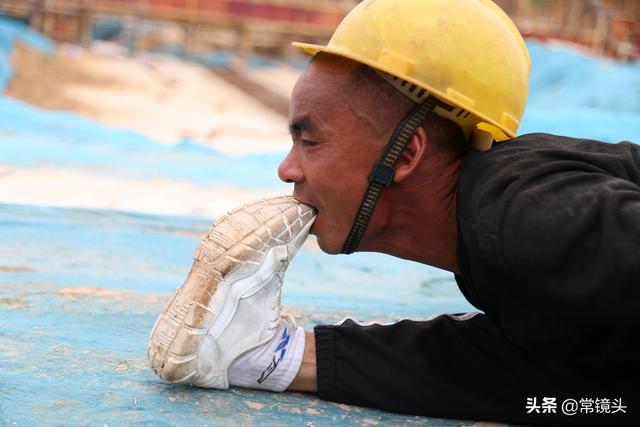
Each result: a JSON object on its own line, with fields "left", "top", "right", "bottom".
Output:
{"left": 275, "top": 327, "right": 290, "bottom": 361}
{"left": 257, "top": 327, "right": 291, "bottom": 384}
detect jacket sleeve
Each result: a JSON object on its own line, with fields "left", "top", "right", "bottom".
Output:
{"left": 314, "top": 314, "right": 639, "bottom": 425}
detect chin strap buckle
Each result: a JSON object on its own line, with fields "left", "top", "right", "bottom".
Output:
{"left": 341, "top": 101, "right": 433, "bottom": 254}
{"left": 368, "top": 161, "right": 395, "bottom": 187}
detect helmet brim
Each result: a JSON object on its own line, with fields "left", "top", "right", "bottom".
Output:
{"left": 291, "top": 42, "right": 513, "bottom": 141}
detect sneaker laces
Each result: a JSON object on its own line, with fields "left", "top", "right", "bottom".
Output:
{"left": 268, "top": 279, "right": 285, "bottom": 331}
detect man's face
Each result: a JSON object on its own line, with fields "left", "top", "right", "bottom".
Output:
{"left": 278, "top": 57, "right": 385, "bottom": 254}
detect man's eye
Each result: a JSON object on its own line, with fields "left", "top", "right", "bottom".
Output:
{"left": 301, "top": 140, "right": 318, "bottom": 148}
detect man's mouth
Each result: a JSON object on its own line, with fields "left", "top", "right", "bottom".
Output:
{"left": 291, "top": 194, "right": 316, "bottom": 211}
{"left": 298, "top": 204, "right": 319, "bottom": 232}
{"left": 290, "top": 193, "right": 318, "bottom": 233}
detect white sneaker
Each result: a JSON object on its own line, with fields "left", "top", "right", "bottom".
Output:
{"left": 148, "top": 196, "right": 316, "bottom": 389}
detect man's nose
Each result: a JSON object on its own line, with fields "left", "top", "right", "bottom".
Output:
{"left": 278, "top": 148, "right": 304, "bottom": 184}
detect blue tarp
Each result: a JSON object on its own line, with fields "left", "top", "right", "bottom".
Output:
{"left": 0, "top": 23, "right": 638, "bottom": 191}
{"left": 521, "top": 40, "right": 640, "bottom": 142}
{"left": 0, "top": 96, "right": 286, "bottom": 189}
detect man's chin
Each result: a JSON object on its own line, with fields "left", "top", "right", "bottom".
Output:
{"left": 307, "top": 214, "right": 343, "bottom": 254}
{"left": 314, "top": 233, "right": 342, "bottom": 255}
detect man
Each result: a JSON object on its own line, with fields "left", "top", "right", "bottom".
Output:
{"left": 148, "top": 0, "right": 640, "bottom": 425}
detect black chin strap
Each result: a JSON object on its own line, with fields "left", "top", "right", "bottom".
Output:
{"left": 341, "top": 98, "right": 437, "bottom": 254}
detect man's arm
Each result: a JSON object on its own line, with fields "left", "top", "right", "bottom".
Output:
{"left": 289, "top": 313, "right": 638, "bottom": 425}
{"left": 288, "top": 331, "right": 317, "bottom": 392}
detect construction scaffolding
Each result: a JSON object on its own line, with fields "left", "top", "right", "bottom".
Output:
{"left": 0, "top": 0, "right": 638, "bottom": 60}
{"left": 0, "top": 0, "right": 357, "bottom": 55}
{"left": 495, "top": 0, "right": 640, "bottom": 60}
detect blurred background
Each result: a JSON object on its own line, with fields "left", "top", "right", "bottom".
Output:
{"left": 0, "top": 1, "right": 639, "bottom": 425}
{"left": 2, "top": 1, "right": 640, "bottom": 59}
{"left": 0, "top": 0, "right": 638, "bottom": 216}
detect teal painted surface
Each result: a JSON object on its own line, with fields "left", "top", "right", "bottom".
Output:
{"left": 0, "top": 203, "right": 473, "bottom": 426}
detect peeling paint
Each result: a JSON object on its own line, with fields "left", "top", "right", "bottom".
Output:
{"left": 58, "top": 287, "right": 125, "bottom": 298}
{"left": 0, "top": 297, "right": 28, "bottom": 309}
{"left": 244, "top": 400, "right": 265, "bottom": 410}
{"left": 0, "top": 265, "right": 35, "bottom": 272}
{"left": 114, "top": 362, "right": 129, "bottom": 372}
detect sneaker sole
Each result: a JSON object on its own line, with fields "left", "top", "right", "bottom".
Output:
{"left": 147, "top": 196, "right": 315, "bottom": 387}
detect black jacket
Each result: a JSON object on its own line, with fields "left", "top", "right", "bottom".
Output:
{"left": 316, "top": 133, "right": 640, "bottom": 425}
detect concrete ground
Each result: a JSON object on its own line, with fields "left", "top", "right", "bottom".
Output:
{"left": 0, "top": 202, "right": 485, "bottom": 426}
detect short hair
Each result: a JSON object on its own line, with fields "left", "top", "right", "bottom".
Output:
{"left": 345, "top": 63, "right": 468, "bottom": 158}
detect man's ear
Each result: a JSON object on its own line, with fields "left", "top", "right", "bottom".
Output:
{"left": 394, "top": 126, "right": 428, "bottom": 183}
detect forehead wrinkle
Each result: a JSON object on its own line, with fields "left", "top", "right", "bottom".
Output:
{"left": 342, "top": 90, "right": 382, "bottom": 135}
{"left": 292, "top": 56, "right": 389, "bottom": 141}
{"left": 322, "top": 65, "right": 396, "bottom": 139}
{"left": 291, "top": 86, "right": 347, "bottom": 141}
{"left": 341, "top": 66, "right": 412, "bottom": 141}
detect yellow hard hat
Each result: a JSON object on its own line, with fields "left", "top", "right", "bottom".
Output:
{"left": 292, "top": 0, "right": 531, "bottom": 143}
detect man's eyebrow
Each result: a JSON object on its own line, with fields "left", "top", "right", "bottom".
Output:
{"left": 288, "top": 117, "right": 312, "bottom": 135}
